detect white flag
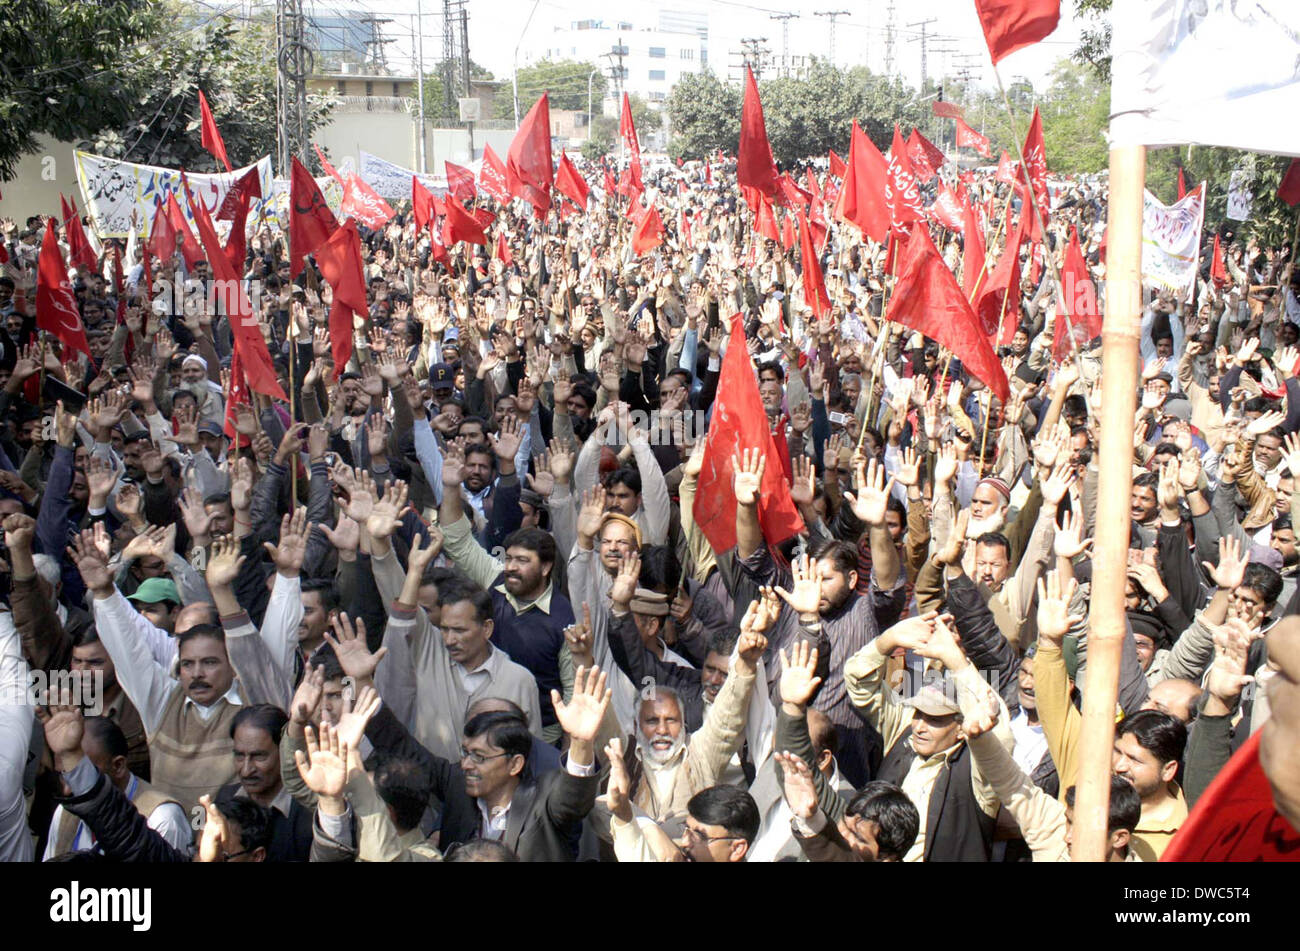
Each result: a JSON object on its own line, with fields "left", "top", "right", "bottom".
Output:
{"left": 1142, "top": 186, "right": 1205, "bottom": 300}
{"left": 1110, "top": 1, "right": 1300, "bottom": 156}
{"left": 1226, "top": 169, "right": 1254, "bottom": 221}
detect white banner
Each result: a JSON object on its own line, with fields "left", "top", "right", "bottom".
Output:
{"left": 359, "top": 151, "right": 443, "bottom": 200}
{"left": 74, "top": 152, "right": 275, "bottom": 238}
{"left": 1142, "top": 186, "right": 1205, "bottom": 299}
{"left": 1226, "top": 169, "right": 1254, "bottom": 221}
{"left": 1110, "top": 1, "right": 1300, "bottom": 155}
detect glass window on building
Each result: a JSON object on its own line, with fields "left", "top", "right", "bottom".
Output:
{"left": 649, "top": 69, "right": 666, "bottom": 81}
{"left": 680, "top": 49, "right": 694, "bottom": 60}
{"left": 649, "top": 46, "right": 665, "bottom": 58}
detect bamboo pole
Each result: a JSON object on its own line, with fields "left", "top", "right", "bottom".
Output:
{"left": 1072, "top": 143, "right": 1146, "bottom": 863}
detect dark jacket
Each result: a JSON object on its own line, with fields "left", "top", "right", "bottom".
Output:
{"left": 364, "top": 702, "right": 597, "bottom": 861}
{"left": 57, "top": 772, "right": 189, "bottom": 863}
{"left": 216, "top": 783, "right": 313, "bottom": 862}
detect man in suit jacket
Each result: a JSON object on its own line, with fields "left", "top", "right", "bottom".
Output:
{"left": 364, "top": 665, "right": 609, "bottom": 861}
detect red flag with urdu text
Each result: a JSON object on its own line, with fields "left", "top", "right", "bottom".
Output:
{"left": 36, "top": 219, "right": 92, "bottom": 357}
{"left": 506, "top": 93, "right": 554, "bottom": 216}
{"left": 974, "top": 0, "right": 1061, "bottom": 65}
{"left": 929, "top": 184, "right": 965, "bottom": 232}
{"left": 955, "top": 117, "right": 992, "bottom": 158}
{"left": 885, "top": 125, "right": 924, "bottom": 236}
{"left": 932, "top": 100, "right": 965, "bottom": 119}
{"left": 199, "top": 91, "right": 232, "bottom": 172}
{"left": 479, "top": 144, "right": 509, "bottom": 202}
{"left": 289, "top": 156, "right": 338, "bottom": 279}
{"left": 341, "top": 174, "right": 395, "bottom": 230}
{"left": 906, "top": 129, "right": 946, "bottom": 182}
{"left": 995, "top": 151, "right": 1018, "bottom": 184}
{"left": 737, "top": 66, "right": 780, "bottom": 207}
{"left": 444, "top": 193, "right": 488, "bottom": 246}
{"left": 890, "top": 226, "right": 1009, "bottom": 403}
{"left": 692, "top": 313, "right": 805, "bottom": 553}
{"left": 445, "top": 161, "right": 477, "bottom": 203}
{"left": 1020, "top": 106, "right": 1049, "bottom": 221}
{"left": 217, "top": 167, "right": 262, "bottom": 221}
{"left": 314, "top": 218, "right": 369, "bottom": 379}
{"left": 976, "top": 214, "right": 1025, "bottom": 341}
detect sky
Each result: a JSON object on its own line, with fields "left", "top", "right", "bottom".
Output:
{"left": 299, "top": 0, "right": 1087, "bottom": 95}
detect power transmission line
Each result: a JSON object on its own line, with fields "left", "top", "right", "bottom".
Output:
{"left": 813, "top": 10, "right": 850, "bottom": 64}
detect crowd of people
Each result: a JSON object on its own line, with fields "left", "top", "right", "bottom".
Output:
{"left": 0, "top": 149, "right": 1297, "bottom": 864}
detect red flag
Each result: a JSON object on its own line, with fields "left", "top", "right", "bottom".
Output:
{"left": 165, "top": 193, "right": 203, "bottom": 269}
{"left": 412, "top": 176, "right": 437, "bottom": 233}
{"left": 223, "top": 181, "right": 252, "bottom": 275}
{"left": 737, "top": 66, "right": 780, "bottom": 206}
{"left": 797, "top": 210, "right": 830, "bottom": 319}
{"left": 222, "top": 344, "right": 251, "bottom": 443}
{"left": 471, "top": 207, "right": 496, "bottom": 230}
{"left": 506, "top": 93, "right": 554, "bottom": 216}
{"left": 780, "top": 212, "right": 795, "bottom": 251}
{"left": 60, "top": 195, "right": 99, "bottom": 274}
{"left": 341, "top": 174, "right": 395, "bottom": 229}
{"left": 554, "top": 152, "right": 591, "bottom": 209}
{"left": 705, "top": 162, "right": 713, "bottom": 184}
{"left": 445, "top": 161, "right": 476, "bottom": 202}
{"left": 755, "top": 194, "right": 780, "bottom": 244}
{"left": 602, "top": 164, "right": 618, "bottom": 196}
{"left": 315, "top": 219, "right": 369, "bottom": 379}
{"left": 1278, "top": 159, "right": 1300, "bottom": 206}
{"left": 1054, "top": 225, "right": 1099, "bottom": 361}
{"left": 1160, "top": 731, "right": 1300, "bottom": 862}
{"left": 776, "top": 172, "right": 813, "bottom": 208}
{"left": 974, "top": 0, "right": 1061, "bottom": 65}
{"left": 929, "top": 184, "right": 965, "bottom": 232}
{"left": 617, "top": 162, "right": 644, "bottom": 201}
{"left": 833, "top": 121, "right": 890, "bottom": 244}
{"left": 995, "top": 151, "right": 1018, "bottom": 184}
{"left": 1177, "top": 166, "right": 1188, "bottom": 201}
{"left": 1020, "top": 106, "right": 1049, "bottom": 211}
{"left": 495, "top": 230, "right": 513, "bottom": 267}
{"left": 827, "top": 149, "right": 847, "bottom": 180}
{"left": 36, "top": 219, "right": 91, "bottom": 357}
{"left": 479, "top": 144, "right": 509, "bottom": 202}
{"left": 976, "top": 215, "right": 1025, "bottom": 340}
{"left": 679, "top": 208, "right": 693, "bottom": 249}
{"left": 890, "top": 227, "right": 1009, "bottom": 403}
{"left": 289, "top": 157, "right": 338, "bottom": 278}
{"left": 620, "top": 93, "right": 642, "bottom": 177}
{"left": 961, "top": 199, "right": 987, "bottom": 298}
{"left": 1210, "top": 232, "right": 1230, "bottom": 288}
{"left": 444, "top": 193, "right": 488, "bottom": 246}
{"left": 428, "top": 214, "right": 450, "bottom": 269}
{"left": 932, "top": 100, "right": 965, "bottom": 120}
{"left": 183, "top": 181, "right": 285, "bottom": 399}
{"left": 906, "top": 129, "right": 946, "bottom": 182}
{"left": 216, "top": 167, "right": 262, "bottom": 221}
{"left": 313, "top": 143, "right": 344, "bottom": 185}
{"left": 885, "top": 125, "right": 924, "bottom": 236}
{"left": 198, "top": 91, "right": 232, "bottom": 172}
{"left": 631, "top": 204, "right": 664, "bottom": 256}
{"left": 692, "top": 314, "right": 805, "bottom": 553}
{"left": 955, "top": 117, "right": 992, "bottom": 158}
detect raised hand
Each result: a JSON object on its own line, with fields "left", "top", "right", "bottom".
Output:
{"left": 773, "top": 750, "right": 820, "bottom": 821}
{"left": 934, "top": 443, "right": 959, "bottom": 487}
{"left": 576, "top": 484, "right": 607, "bottom": 542}
{"left": 789, "top": 455, "right": 817, "bottom": 507}
{"left": 844, "top": 457, "right": 895, "bottom": 527}
{"left": 911, "top": 613, "right": 968, "bottom": 672}
{"left": 1247, "top": 409, "right": 1287, "bottom": 438}
{"left": 731, "top": 447, "right": 766, "bottom": 506}
{"left": 551, "top": 665, "right": 612, "bottom": 745}
{"left": 230, "top": 456, "right": 255, "bottom": 513}
{"left": 490, "top": 413, "right": 523, "bottom": 464}
{"left": 774, "top": 553, "right": 823, "bottom": 617}
{"left": 1041, "top": 460, "right": 1078, "bottom": 505}
{"left": 894, "top": 446, "right": 921, "bottom": 487}
{"left": 1177, "top": 447, "right": 1203, "bottom": 492}
{"left": 1054, "top": 509, "right": 1092, "bottom": 559}
{"left": 294, "top": 722, "right": 351, "bottom": 800}
{"left": 322, "top": 612, "right": 387, "bottom": 683}
{"left": 333, "top": 684, "right": 382, "bottom": 752}
{"left": 290, "top": 664, "right": 325, "bottom": 728}
{"left": 610, "top": 548, "right": 641, "bottom": 607}
{"left": 1204, "top": 535, "right": 1249, "bottom": 591}
{"left": 1128, "top": 559, "right": 1169, "bottom": 603}
{"left": 604, "top": 737, "right": 635, "bottom": 823}
{"left": 205, "top": 534, "right": 246, "bottom": 589}
{"left": 68, "top": 528, "right": 113, "bottom": 596}
{"left": 1206, "top": 617, "right": 1258, "bottom": 708}
{"left": 365, "top": 480, "right": 409, "bottom": 540}
{"left": 263, "top": 506, "right": 311, "bottom": 576}
{"left": 1036, "top": 570, "right": 1082, "bottom": 645}
{"left": 179, "top": 485, "right": 213, "bottom": 541}
{"left": 778, "top": 640, "right": 823, "bottom": 710}
{"left": 564, "top": 602, "right": 595, "bottom": 667}
{"left": 37, "top": 691, "right": 85, "bottom": 766}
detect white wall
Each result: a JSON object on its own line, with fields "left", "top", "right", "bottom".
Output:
{"left": 0, "top": 135, "right": 83, "bottom": 228}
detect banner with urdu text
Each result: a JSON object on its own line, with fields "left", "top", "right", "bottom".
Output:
{"left": 1141, "top": 186, "right": 1205, "bottom": 300}
{"left": 359, "top": 151, "right": 444, "bottom": 200}
{"left": 74, "top": 152, "right": 274, "bottom": 238}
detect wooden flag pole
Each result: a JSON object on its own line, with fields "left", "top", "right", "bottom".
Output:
{"left": 1073, "top": 143, "right": 1147, "bottom": 862}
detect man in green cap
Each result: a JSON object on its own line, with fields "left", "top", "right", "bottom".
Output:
{"left": 127, "top": 578, "right": 182, "bottom": 635}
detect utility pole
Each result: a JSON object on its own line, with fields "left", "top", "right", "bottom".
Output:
{"left": 361, "top": 15, "right": 393, "bottom": 70}
{"left": 814, "top": 10, "right": 850, "bottom": 65}
{"left": 456, "top": 0, "right": 473, "bottom": 158}
{"left": 275, "top": 0, "right": 312, "bottom": 172}
{"left": 440, "top": 0, "right": 457, "bottom": 122}
{"left": 414, "top": 3, "right": 426, "bottom": 172}
{"left": 884, "top": 0, "right": 896, "bottom": 78}
{"left": 906, "top": 17, "right": 937, "bottom": 89}
{"left": 769, "top": 13, "right": 798, "bottom": 78}
{"left": 739, "top": 37, "right": 770, "bottom": 78}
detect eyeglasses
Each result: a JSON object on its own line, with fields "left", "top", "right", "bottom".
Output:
{"left": 682, "top": 825, "right": 738, "bottom": 846}
{"left": 460, "top": 746, "right": 509, "bottom": 766}
{"left": 218, "top": 847, "right": 255, "bottom": 862}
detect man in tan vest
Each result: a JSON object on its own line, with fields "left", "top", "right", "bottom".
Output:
{"left": 71, "top": 531, "right": 244, "bottom": 817}
{"left": 43, "top": 716, "right": 190, "bottom": 859}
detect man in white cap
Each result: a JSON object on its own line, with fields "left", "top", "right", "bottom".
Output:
{"left": 179, "top": 353, "right": 225, "bottom": 424}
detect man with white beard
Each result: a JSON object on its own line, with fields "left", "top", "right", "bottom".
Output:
{"left": 178, "top": 354, "right": 225, "bottom": 425}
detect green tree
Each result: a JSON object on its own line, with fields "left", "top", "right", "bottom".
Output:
{"left": 495, "top": 59, "right": 606, "bottom": 119}
{"left": 0, "top": 0, "right": 166, "bottom": 178}
{"left": 86, "top": 13, "right": 335, "bottom": 172}
{"left": 666, "top": 69, "right": 741, "bottom": 161}
{"left": 582, "top": 95, "right": 662, "bottom": 160}
{"left": 1072, "top": 0, "right": 1113, "bottom": 82}
{"left": 421, "top": 60, "right": 495, "bottom": 126}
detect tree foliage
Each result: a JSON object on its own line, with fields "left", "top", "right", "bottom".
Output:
{"left": 580, "top": 94, "right": 661, "bottom": 160}
{"left": 421, "top": 60, "right": 496, "bottom": 125}
{"left": 496, "top": 59, "right": 606, "bottom": 119}
{"left": 0, "top": 0, "right": 165, "bottom": 178}
{"left": 1071, "top": 0, "right": 1113, "bottom": 82}
{"left": 665, "top": 70, "right": 741, "bottom": 162}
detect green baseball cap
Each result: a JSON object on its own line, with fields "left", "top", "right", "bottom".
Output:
{"left": 127, "top": 578, "right": 181, "bottom": 606}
